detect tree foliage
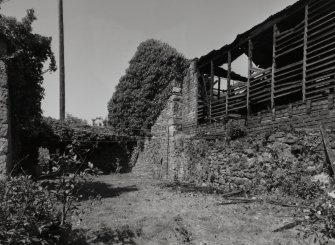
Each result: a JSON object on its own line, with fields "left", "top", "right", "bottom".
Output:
{"left": 107, "top": 39, "right": 189, "bottom": 135}
{"left": 65, "top": 113, "right": 88, "bottom": 125}
{"left": 0, "top": 9, "right": 56, "bottom": 131}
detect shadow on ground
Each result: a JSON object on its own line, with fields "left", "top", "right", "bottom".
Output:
{"left": 77, "top": 181, "right": 139, "bottom": 201}
{"left": 159, "top": 181, "right": 229, "bottom": 195}
{"left": 68, "top": 225, "right": 142, "bottom": 245}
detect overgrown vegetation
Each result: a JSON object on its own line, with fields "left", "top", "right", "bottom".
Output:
{"left": 298, "top": 194, "right": 335, "bottom": 244}
{"left": 0, "top": 9, "right": 56, "bottom": 169}
{"left": 183, "top": 128, "right": 335, "bottom": 243}
{"left": 65, "top": 113, "right": 88, "bottom": 125}
{"left": 225, "top": 119, "right": 248, "bottom": 140}
{"left": 0, "top": 143, "right": 101, "bottom": 244}
{"left": 0, "top": 176, "right": 66, "bottom": 244}
{"left": 37, "top": 117, "right": 135, "bottom": 174}
{"left": 107, "top": 39, "right": 189, "bottom": 135}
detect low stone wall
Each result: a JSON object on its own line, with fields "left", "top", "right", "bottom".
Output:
{"left": 135, "top": 128, "right": 326, "bottom": 192}
{"left": 176, "top": 131, "right": 325, "bottom": 190}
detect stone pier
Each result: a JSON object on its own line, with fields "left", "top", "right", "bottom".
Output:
{"left": 0, "top": 40, "right": 11, "bottom": 179}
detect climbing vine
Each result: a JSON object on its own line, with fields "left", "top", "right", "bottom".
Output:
{"left": 107, "top": 39, "right": 189, "bottom": 135}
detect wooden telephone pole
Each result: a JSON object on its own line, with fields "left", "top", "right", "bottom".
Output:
{"left": 59, "top": 0, "right": 65, "bottom": 122}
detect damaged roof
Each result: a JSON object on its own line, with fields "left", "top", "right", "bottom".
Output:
{"left": 197, "top": 0, "right": 308, "bottom": 70}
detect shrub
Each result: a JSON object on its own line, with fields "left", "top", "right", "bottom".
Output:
{"left": 0, "top": 176, "right": 66, "bottom": 244}
{"left": 43, "top": 144, "right": 102, "bottom": 225}
{"left": 0, "top": 143, "right": 102, "bottom": 244}
{"left": 299, "top": 194, "right": 335, "bottom": 244}
{"left": 226, "top": 120, "right": 247, "bottom": 140}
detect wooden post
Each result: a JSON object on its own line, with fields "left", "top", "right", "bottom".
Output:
{"left": 247, "top": 39, "right": 253, "bottom": 116}
{"left": 288, "top": 103, "right": 293, "bottom": 118}
{"left": 320, "top": 122, "right": 335, "bottom": 175}
{"left": 226, "top": 51, "right": 232, "bottom": 116}
{"left": 302, "top": 4, "right": 308, "bottom": 102}
{"left": 218, "top": 76, "right": 221, "bottom": 99}
{"left": 307, "top": 100, "right": 312, "bottom": 114}
{"left": 329, "top": 94, "right": 334, "bottom": 109}
{"left": 271, "top": 24, "right": 277, "bottom": 115}
{"left": 210, "top": 60, "right": 214, "bottom": 121}
{"left": 59, "top": 0, "right": 65, "bottom": 122}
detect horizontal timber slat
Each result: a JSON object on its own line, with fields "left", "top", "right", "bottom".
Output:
{"left": 307, "top": 53, "right": 335, "bottom": 67}
{"left": 308, "top": 15, "right": 335, "bottom": 33}
{"left": 275, "top": 44, "right": 303, "bottom": 58}
{"left": 309, "top": 0, "right": 335, "bottom": 17}
{"left": 306, "top": 72, "right": 335, "bottom": 83}
{"left": 306, "top": 61, "right": 335, "bottom": 75}
{"left": 275, "top": 61, "right": 303, "bottom": 73}
{"left": 309, "top": 8, "right": 335, "bottom": 27}
{"left": 275, "top": 71, "right": 302, "bottom": 84}
{"left": 307, "top": 45, "right": 335, "bottom": 60}
{"left": 274, "top": 88, "right": 302, "bottom": 99}
{"left": 308, "top": 22, "right": 335, "bottom": 39}
{"left": 276, "top": 34, "right": 304, "bottom": 51}
{"left": 307, "top": 28, "right": 335, "bottom": 49}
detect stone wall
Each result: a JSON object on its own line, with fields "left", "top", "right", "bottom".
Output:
{"left": 133, "top": 83, "right": 183, "bottom": 179}
{"left": 167, "top": 130, "right": 325, "bottom": 192}
{"left": 0, "top": 40, "right": 11, "bottom": 179}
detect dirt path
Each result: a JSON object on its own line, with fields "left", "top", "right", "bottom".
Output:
{"left": 73, "top": 174, "right": 300, "bottom": 245}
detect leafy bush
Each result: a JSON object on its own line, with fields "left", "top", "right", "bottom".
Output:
{"left": 0, "top": 176, "right": 66, "bottom": 244}
{"left": 108, "top": 39, "right": 189, "bottom": 135}
{"left": 253, "top": 159, "right": 322, "bottom": 199}
{"left": 225, "top": 120, "right": 247, "bottom": 140}
{"left": 41, "top": 144, "right": 102, "bottom": 225}
{"left": 0, "top": 143, "right": 101, "bottom": 244}
{"left": 298, "top": 194, "right": 335, "bottom": 244}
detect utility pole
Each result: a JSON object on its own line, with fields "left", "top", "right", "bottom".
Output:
{"left": 59, "top": 0, "right": 65, "bottom": 122}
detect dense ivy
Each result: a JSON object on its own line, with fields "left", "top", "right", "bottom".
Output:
{"left": 107, "top": 39, "right": 189, "bottom": 135}
{"left": 0, "top": 10, "right": 56, "bottom": 166}
{"left": 38, "top": 117, "right": 136, "bottom": 174}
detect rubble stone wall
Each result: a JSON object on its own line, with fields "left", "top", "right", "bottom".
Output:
{"left": 170, "top": 131, "right": 325, "bottom": 190}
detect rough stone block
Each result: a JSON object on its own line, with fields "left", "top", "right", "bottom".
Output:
{"left": 0, "top": 123, "right": 8, "bottom": 138}
{"left": 172, "top": 87, "right": 182, "bottom": 93}
{"left": 0, "top": 154, "right": 6, "bottom": 175}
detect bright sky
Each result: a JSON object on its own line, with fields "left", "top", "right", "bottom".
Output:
{"left": 0, "top": 0, "right": 296, "bottom": 122}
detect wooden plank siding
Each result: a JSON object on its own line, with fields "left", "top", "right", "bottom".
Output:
{"left": 306, "top": 0, "right": 335, "bottom": 101}
{"left": 196, "top": 0, "right": 335, "bottom": 127}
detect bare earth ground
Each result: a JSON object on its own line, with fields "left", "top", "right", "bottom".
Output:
{"left": 72, "top": 174, "right": 302, "bottom": 245}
